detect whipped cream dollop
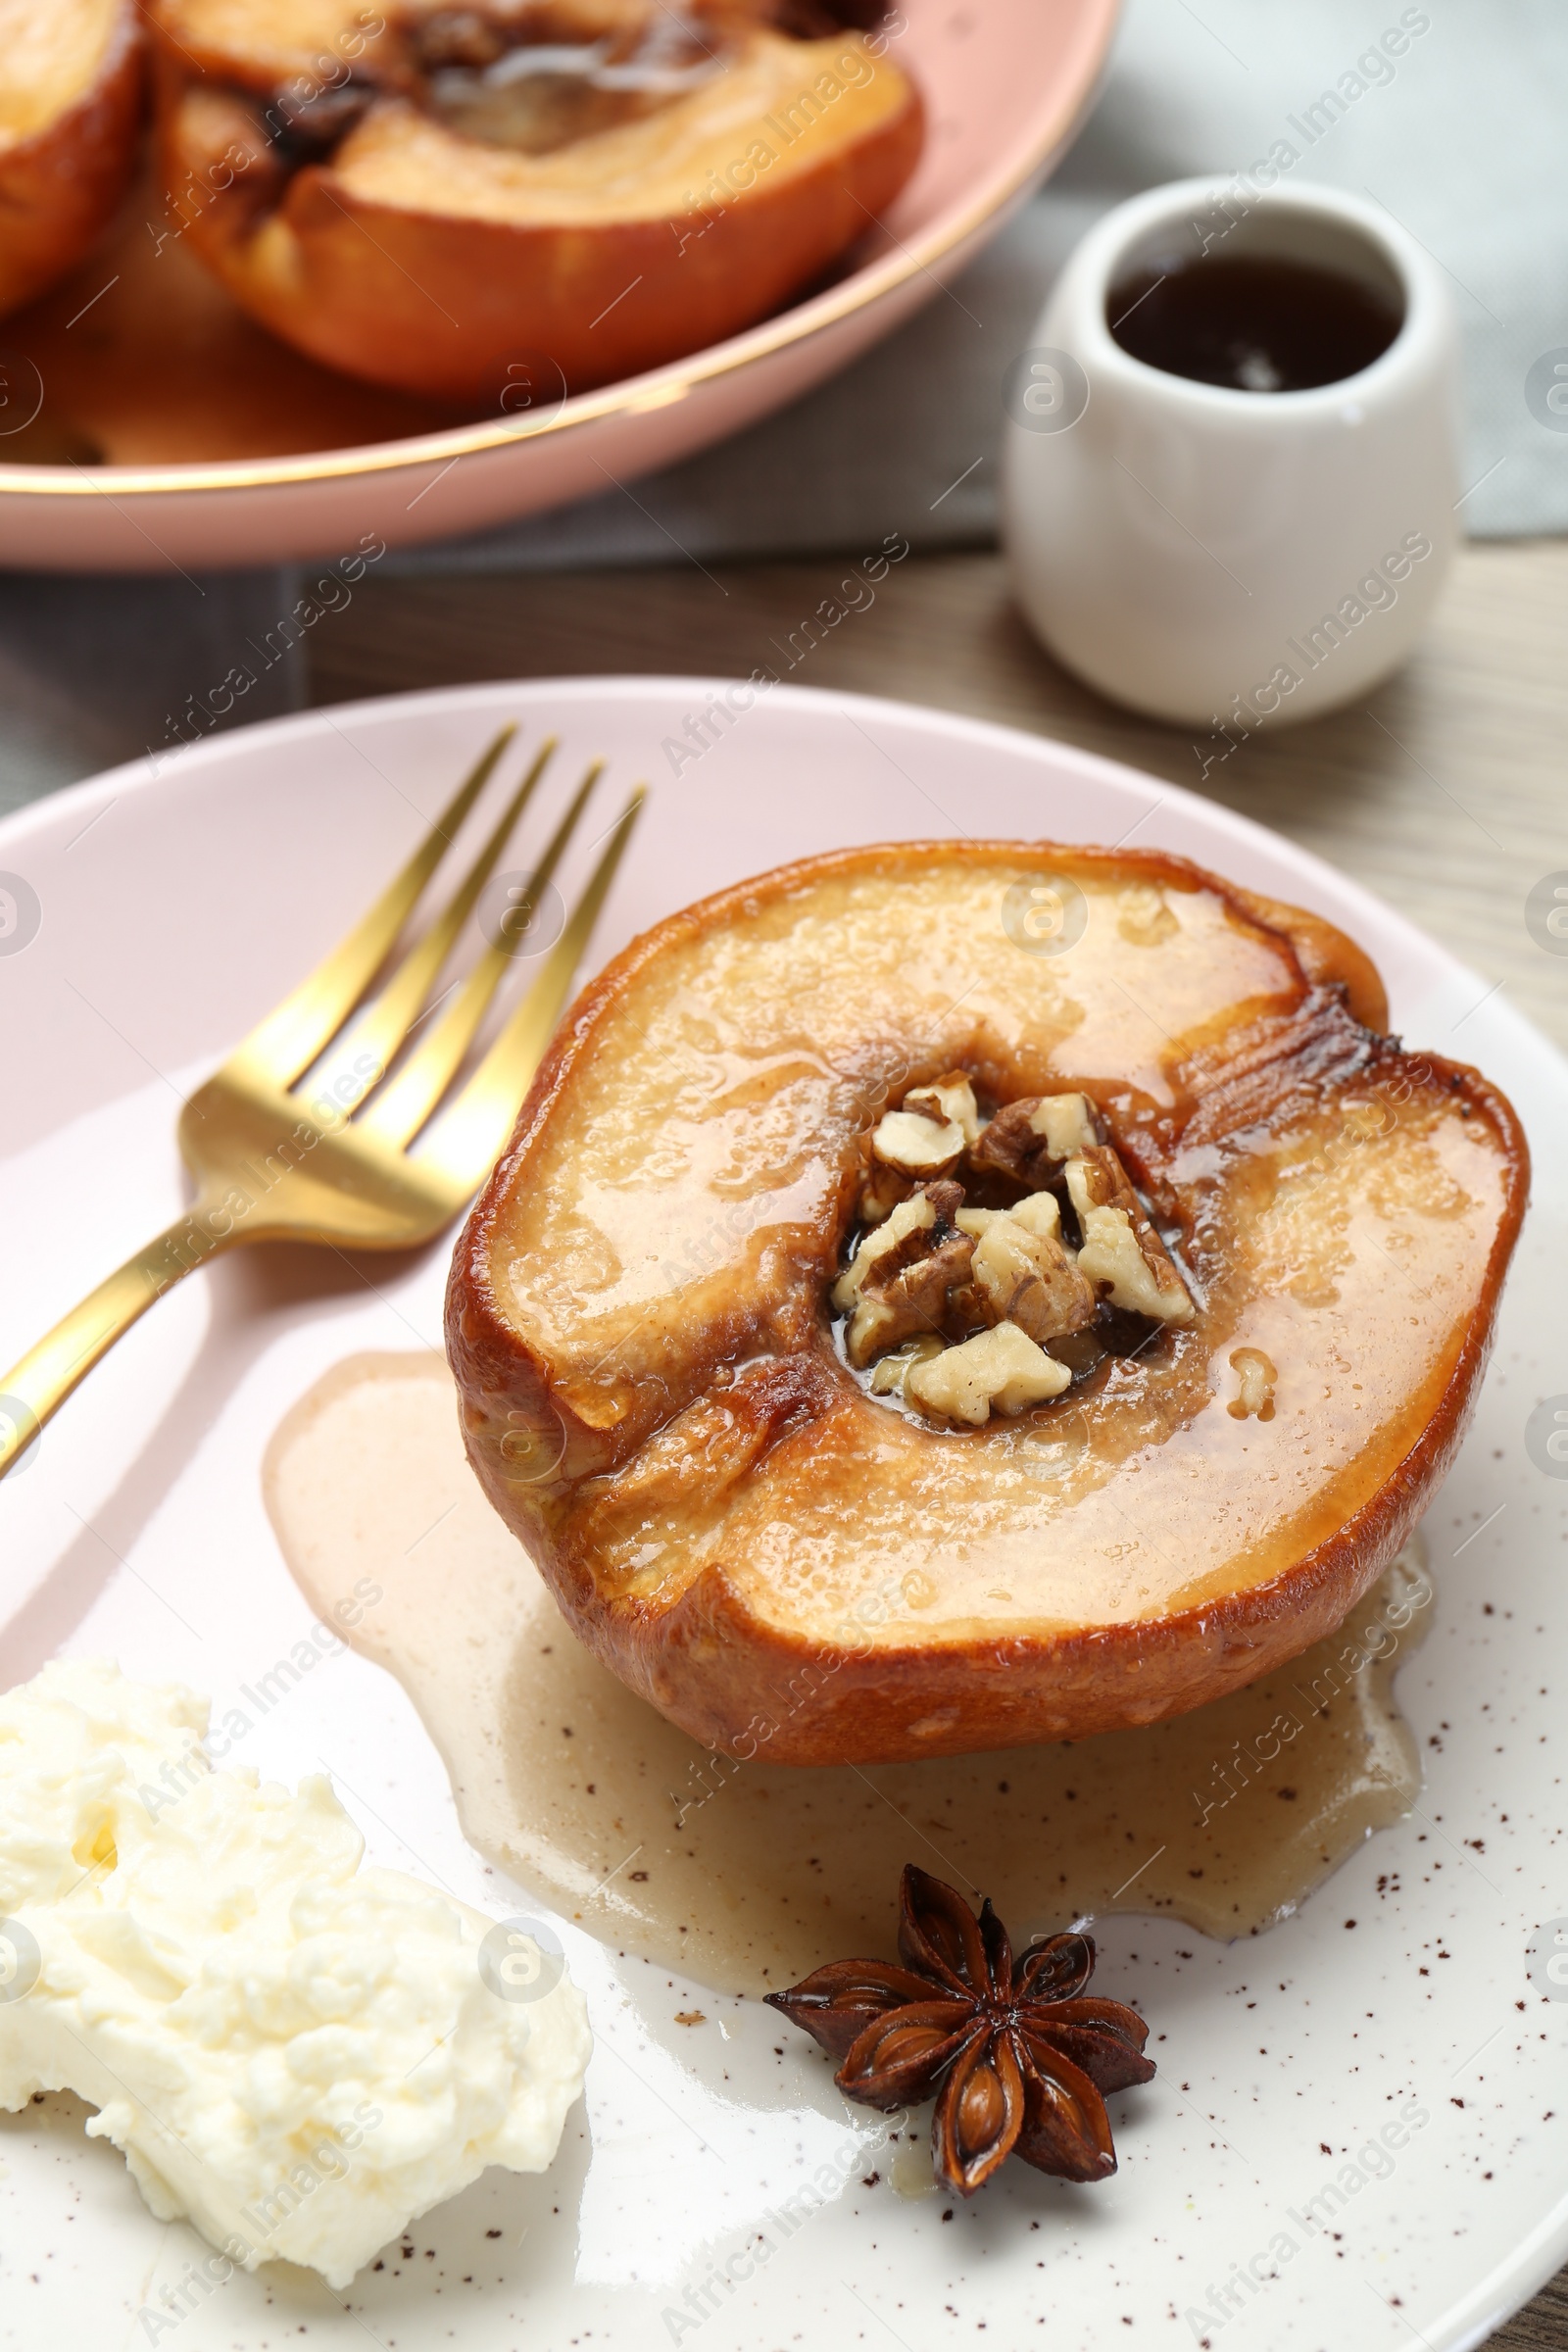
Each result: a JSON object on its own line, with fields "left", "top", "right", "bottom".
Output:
{"left": 0, "top": 1660, "right": 590, "bottom": 2288}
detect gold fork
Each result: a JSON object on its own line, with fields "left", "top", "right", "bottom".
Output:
{"left": 0, "top": 726, "right": 644, "bottom": 1482}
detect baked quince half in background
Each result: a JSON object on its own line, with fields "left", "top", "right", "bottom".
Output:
{"left": 0, "top": 0, "right": 143, "bottom": 318}
{"left": 447, "top": 843, "right": 1527, "bottom": 1766}
{"left": 146, "top": 0, "right": 924, "bottom": 401}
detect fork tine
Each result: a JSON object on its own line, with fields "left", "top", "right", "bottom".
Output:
{"left": 415, "top": 786, "right": 647, "bottom": 1192}
{"left": 356, "top": 760, "right": 604, "bottom": 1148}
{"left": 306, "top": 736, "right": 560, "bottom": 1110}
{"left": 228, "top": 724, "right": 518, "bottom": 1090}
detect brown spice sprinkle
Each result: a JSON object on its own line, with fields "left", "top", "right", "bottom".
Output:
{"left": 766, "top": 1866, "right": 1154, "bottom": 2195}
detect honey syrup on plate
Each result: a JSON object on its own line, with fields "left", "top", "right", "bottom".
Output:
{"left": 1108, "top": 254, "right": 1402, "bottom": 393}
{"left": 266, "top": 1351, "right": 1430, "bottom": 1995}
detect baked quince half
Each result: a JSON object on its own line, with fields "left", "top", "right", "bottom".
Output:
{"left": 146, "top": 0, "right": 924, "bottom": 400}
{"left": 0, "top": 0, "right": 143, "bottom": 318}
{"left": 447, "top": 843, "right": 1527, "bottom": 1766}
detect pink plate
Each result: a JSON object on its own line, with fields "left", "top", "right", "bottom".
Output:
{"left": 0, "top": 679, "right": 1561, "bottom": 2349}
{"left": 0, "top": 0, "right": 1118, "bottom": 572}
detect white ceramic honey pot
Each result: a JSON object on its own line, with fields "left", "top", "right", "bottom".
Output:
{"left": 1003, "top": 177, "right": 1461, "bottom": 733}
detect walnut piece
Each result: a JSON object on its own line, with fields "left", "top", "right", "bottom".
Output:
{"left": 858, "top": 1159, "right": 911, "bottom": 1227}
{"left": 906, "top": 1322, "right": 1071, "bottom": 1425}
{"left": 832, "top": 1187, "right": 936, "bottom": 1310}
{"left": 903, "top": 1072, "right": 982, "bottom": 1147}
{"left": 871, "top": 1107, "right": 963, "bottom": 1177}
{"left": 1032, "top": 1092, "right": 1102, "bottom": 1159}
{"left": 956, "top": 1191, "right": 1061, "bottom": 1244}
{"left": 1008, "top": 1191, "right": 1066, "bottom": 1241}
{"left": 962, "top": 1200, "right": 1096, "bottom": 1345}
{"left": 969, "top": 1091, "right": 1102, "bottom": 1187}
{"left": 840, "top": 1180, "right": 973, "bottom": 1367}
{"left": 1065, "top": 1147, "right": 1193, "bottom": 1323}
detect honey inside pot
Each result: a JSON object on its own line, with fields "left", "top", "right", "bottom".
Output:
{"left": 1107, "top": 252, "right": 1403, "bottom": 393}
{"left": 266, "top": 1350, "right": 1432, "bottom": 1996}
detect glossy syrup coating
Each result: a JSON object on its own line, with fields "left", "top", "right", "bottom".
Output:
{"left": 447, "top": 841, "right": 1528, "bottom": 1764}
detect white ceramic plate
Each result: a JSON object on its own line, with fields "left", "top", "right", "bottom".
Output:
{"left": 0, "top": 679, "right": 1563, "bottom": 2352}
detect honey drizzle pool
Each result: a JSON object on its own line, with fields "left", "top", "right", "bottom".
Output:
{"left": 264, "top": 1352, "right": 1431, "bottom": 1997}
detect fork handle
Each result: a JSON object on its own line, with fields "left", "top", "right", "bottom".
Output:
{"left": 0, "top": 1203, "right": 237, "bottom": 1481}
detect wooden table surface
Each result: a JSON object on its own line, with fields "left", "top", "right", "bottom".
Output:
{"left": 310, "top": 537, "right": 1566, "bottom": 2347}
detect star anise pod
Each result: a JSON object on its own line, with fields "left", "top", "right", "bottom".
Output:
{"left": 765, "top": 1864, "right": 1154, "bottom": 2195}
